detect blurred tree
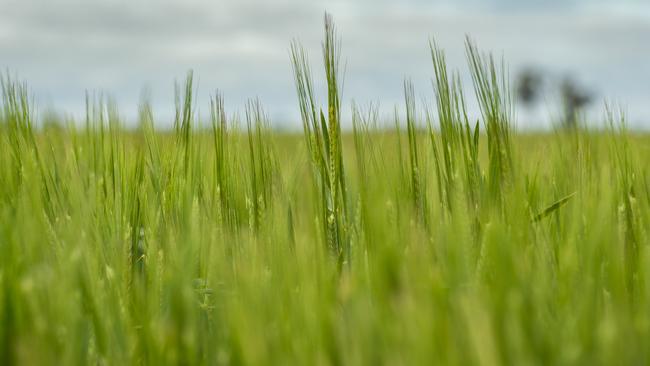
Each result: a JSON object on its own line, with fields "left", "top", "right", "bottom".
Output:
{"left": 560, "top": 77, "right": 592, "bottom": 129}
{"left": 516, "top": 68, "right": 543, "bottom": 106}
{"left": 515, "top": 68, "right": 594, "bottom": 129}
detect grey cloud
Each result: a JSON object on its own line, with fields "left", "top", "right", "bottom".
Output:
{"left": 1, "top": 0, "right": 649, "bottom": 128}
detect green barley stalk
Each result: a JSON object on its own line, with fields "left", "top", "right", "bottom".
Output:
{"left": 403, "top": 79, "right": 427, "bottom": 225}
{"left": 291, "top": 13, "right": 350, "bottom": 267}
{"left": 466, "top": 38, "right": 514, "bottom": 207}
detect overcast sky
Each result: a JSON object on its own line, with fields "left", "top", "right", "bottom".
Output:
{"left": 1, "top": 0, "right": 649, "bottom": 129}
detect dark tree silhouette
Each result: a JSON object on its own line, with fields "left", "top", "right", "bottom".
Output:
{"left": 560, "top": 77, "right": 592, "bottom": 129}
{"left": 516, "top": 68, "right": 543, "bottom": 106}
{"left": 515, "top": 67, "right": 594, "bottom": 129}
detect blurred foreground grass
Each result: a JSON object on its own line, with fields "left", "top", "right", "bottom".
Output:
{"left": 2, "top": 14, "right": 650, "bottom": 366}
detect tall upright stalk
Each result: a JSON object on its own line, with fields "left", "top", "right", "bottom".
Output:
{"left": 291, "top": 13, "right": 350, "bottom": 267}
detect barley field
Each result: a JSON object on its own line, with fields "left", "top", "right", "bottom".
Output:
{"left": 1, "top": 15, "right": 650, "bottom": 365}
